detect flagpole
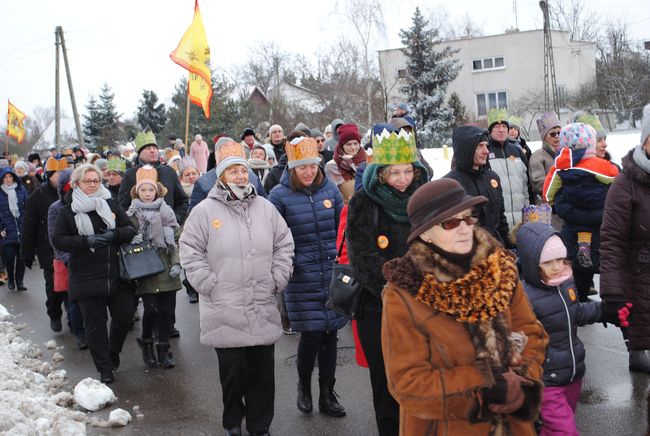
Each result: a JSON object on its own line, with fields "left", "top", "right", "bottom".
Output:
{"left": 184, "top": 75, "right": 191, "bottom": 148}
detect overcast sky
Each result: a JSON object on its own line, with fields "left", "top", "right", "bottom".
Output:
{"left": 1, "top": 0, "right": 648, "bottom": 124}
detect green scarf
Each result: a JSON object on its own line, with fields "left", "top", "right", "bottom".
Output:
{"left": 362, "top": 162, "right": 427, "bottom": 224}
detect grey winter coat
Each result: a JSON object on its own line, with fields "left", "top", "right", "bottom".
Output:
{"left": 179, "top": 184, "right": 294, "bottom": 348}
{"left": 529, "top": 143, "right": 556, "bottom": 202}
{"left": 488, "top": 137, "right": 530, "bottom": 227}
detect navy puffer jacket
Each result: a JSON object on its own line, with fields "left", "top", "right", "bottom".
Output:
{"left": 268, "top": 169, "right": 346, "bottom": 332}
{"left": 0, "top": 167, "right": 28, "bottom": 244}
{"left": 517, "top": 222, "right": 601, "bottom": 387}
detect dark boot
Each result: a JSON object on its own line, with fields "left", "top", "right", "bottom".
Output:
{"left": 224, "top": 427, "right": 241, "bottom": 436}
{"left": 137, "top": 337, "right": 157, "bottom": 368}
{"left": 156, "top": 342, "right": 175, "bottom": 369}
{"left": 629, "top": 350, "right": 650, "bottom": 373}
{"left": 318, "top": 378, "right": 346, "bottom": 417}
{"left": 297, "top": 377, "right": 313, "bottom": 414}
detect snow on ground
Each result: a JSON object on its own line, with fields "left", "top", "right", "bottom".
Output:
{"left": 0, "top": 303, "right": 131, "bottom": 434}
{"left": 420, "top": 129, "right": 642, "bottom": 180}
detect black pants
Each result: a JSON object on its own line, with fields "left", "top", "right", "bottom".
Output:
{"left": 3, "top": 243, "right": 24, "bottom": 284}
{"left": 357, "top": 316, "right": 399, "bottom": 436}
{"left": 216, "top": 345, "right": 275, "bottom": 433}
{"left": 141, "top": 292, "right": 176, "bottom": 342}
{"left": 43, "top": 266, "right": 66, "bottom": 322}
{"left": 297, "top": 330, "right": 338, "bottom": 381}
{"left": 77, "top": 288, "right": 134, "bottom": 374}
{"left": 573, "top": 266, "right": 594, "bottom": 302}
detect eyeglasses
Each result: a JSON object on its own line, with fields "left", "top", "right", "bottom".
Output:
{"left": 440, "top": 214, "right": 479, "bottom": 230}
{"left": 81, "top": 179, "right": 101, "bottom": 185}
{"left": 548, "top": 130, "right": 561, "bottom": 138}
{"left": 316, "top": 138, "right": 324, "bottom": 143}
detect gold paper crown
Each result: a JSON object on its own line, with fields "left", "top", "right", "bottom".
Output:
{"left": 136, "top": 165, "right": 158, "bottom": 186}
{"left": 45, "top": 156, "right": 68, "bottom": 172}
{"left": 217, "top": 141, "right": 246, "bottom": 163}
{"left": 286, "top": 138, "right": 319, "bottom": 163}
{"left": 372, "top": 129, "right": 418, "bottom": 165}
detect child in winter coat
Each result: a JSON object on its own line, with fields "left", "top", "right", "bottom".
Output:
{"left": 126, "top": 165, "right": 182, "bottom": 369}
{"left": 543, "top": 123, "right": 619, "bottom": 269}
{"left": 0, "top": 167, "right": 28, "bottom": 290}
{"left": 516, "top": 221, "right": 605, "bottom": 435}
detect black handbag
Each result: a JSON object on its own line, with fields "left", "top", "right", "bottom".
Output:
{"left": 325, "top": 232, "right": 365, "bottom": 319}
{"left": 119, "top": 241, "right": 166, "bottom": 281}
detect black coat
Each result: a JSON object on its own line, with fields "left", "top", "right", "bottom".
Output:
{"left": 117, "top": 160, "right": 188, "bottom": 225}
{"left": 21, "top": 181, "right": 59, "bottom": 267}
{"left": 346, "top": 190, "right": 412, "bottom": 315}
{"left": 51, "top": 194, "right": 136, "bottom": 301}
{"left": 445, "top": 126, "right": 511, "bottom": 247}
{"left": 264, "top": 154, "right": 288, "bottom": 194}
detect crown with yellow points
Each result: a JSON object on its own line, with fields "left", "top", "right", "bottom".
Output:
{"left": 134, "top": 131, "right": 157, "bottom": 153}
{"left": 521, "top": 203, "right": 552, "bottom": 226}
{"left": 372, "top": 129, "right": 418, "bottom": 165}
{"left": 286, "top": 137, "right": 321, "bottom": 169}
{"left": 45, "top": 156, "right": 69, "bottom": 172}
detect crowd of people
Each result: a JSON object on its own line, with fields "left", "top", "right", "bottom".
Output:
{"left": 2, "top": 101, "right": 650, "bottom": 436}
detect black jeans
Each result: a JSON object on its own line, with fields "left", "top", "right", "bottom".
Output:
{"left": 77, "top": 288, "right": 134, "bottom": 374}
{"left": 357, "top": 316, "right": 399, "bottom": 436}
{"left": 43, "top": 266, "right": 66, "bottom": 322}
{"left": 297, "top": 330, "right": 338, "bottom": 381}
{"left": 3, "top": 243, "right": 24, "bottom": 284}
{"left": 216, "top": 345, "right": 275, "bottom": 433}
{"left": 141, "top": 292, "right": 176, "bottom": 342}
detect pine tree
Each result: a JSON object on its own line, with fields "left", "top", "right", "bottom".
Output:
{"left": 448, "top": 92, "right": 468, "bottom": 128}
{"left": 137, "top": 90, "right": 167, "bottom": 134}
{"left": 400, "top": 7, "right": 461, "bottom": 147}
{"left": 83, "top": 96, "right": 102, "bottom": 148}
{"left": 96, "top": 83, "right": 122, "bottom": 148}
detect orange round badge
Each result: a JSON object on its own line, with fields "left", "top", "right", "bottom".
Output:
{"left": 490, "top": 179, "right": 499, "bottom": 189}
{"left": 212, "top": 219, "right": 222, "bottom": 229}
{"left": 568, "top": 288, "right": 577, "bottom": 302}
{"left": 377, "top": 235, "right": 389, "bottom": 249}
{"left": 323, "top": 199, "right": 332, "bottom": 209}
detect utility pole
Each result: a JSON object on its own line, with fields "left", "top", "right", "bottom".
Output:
{"left": 54, "top": 26, "right": 84, "bottom": 150}
{"left": 513, "top": 0, "right": 519, "bottom": 31}
{"left": 540, "top": 1, "right": 560, "bottom": 115}
{"left": 55, "top": 28, "right": 61, "bottom": 152}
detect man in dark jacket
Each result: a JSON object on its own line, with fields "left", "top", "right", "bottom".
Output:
{"left": 118, "top": 131, "right": 188, "bottom": 225}
{"left": 445, "top": 125, "right": 511, "bottom": 247}
{"left": 21, "top": 156, "right": 67, "bottom": 332}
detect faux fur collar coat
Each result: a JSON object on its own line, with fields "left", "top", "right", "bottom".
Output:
{"left": 381, "top": 227, "right": 548, "bottom": 435}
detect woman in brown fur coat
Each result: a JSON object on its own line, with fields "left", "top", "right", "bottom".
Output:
{"left": 381, "top": 178, "right": 548, "bottom": 435}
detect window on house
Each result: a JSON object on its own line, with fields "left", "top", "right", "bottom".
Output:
{"left": 472, "top": 56, "right": 506, "bottom": 72}
{"left": 397, "top": 69, "right": 407, "bottom": 78}
{"left": 476, "top": 91, "right": 508, "bottom": 116}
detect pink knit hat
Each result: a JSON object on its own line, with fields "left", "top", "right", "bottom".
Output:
{"left": 539, "top": 235, "right": 567, "bottom": 264}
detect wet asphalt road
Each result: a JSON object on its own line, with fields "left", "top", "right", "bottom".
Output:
{"left": 0, "top": 268, "right": 647, "bottom": 435}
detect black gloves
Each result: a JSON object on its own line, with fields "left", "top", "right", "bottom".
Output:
{"left": 101, "top": 230, "right": 116, "bottom": 243}
{"left": 601, "top": 301, "right": 631, "bottom": 326}
{"left": 86, "top": 234, "right": 109, "bottom": 249}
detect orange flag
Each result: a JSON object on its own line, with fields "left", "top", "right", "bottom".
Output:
{"left": 170, "top": 0, "right": 213, "bottom": 118}
{"left": 7, "top": 100, "right": 27, "bottom": 144}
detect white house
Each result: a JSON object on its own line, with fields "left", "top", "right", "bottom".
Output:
{"left": 378, "top": 29, "right": 596, "bottom": 139}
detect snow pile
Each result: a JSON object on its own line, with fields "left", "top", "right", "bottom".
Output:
{"left": 0, "top": 304, "right": 87, "bottom": 435}
{"left": 109, "top": 408, "right": 132, "bottom": 426}
{"left": 73, "top": 378, "right": 117, "bottom": 412}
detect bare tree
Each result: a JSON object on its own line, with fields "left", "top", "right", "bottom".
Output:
{"left": 426, "top": 7, "right": 483, "bottom": 41}
{"left": 549, "top": 0, "right": 601, "bottom": 42}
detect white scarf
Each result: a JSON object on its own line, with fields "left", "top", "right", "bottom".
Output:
{"left": 1, "top": 183, "right": 19, "bottom": 218}
{"left": 71, "top": 185, "right": 115, "bottom": 236}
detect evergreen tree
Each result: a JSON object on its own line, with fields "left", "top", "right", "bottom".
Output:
{"left": 400, "top": 7, "right": 461, "bottom": 147}
{"left": 96, "top": 83, "right": 122, "bottom": 149}
{"left": 83, "top": 96, "right": 102, "bottom": 148}
{"left": 448, "top": 92, "right": 468, "bottom": 128}
{"left": 137, "top": 90, "right": 167, "bottom": 134}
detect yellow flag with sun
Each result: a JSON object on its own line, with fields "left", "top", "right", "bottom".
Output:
{"left": 7, "top": 100, "right": 27, "bottom": 144}
{"left": 169, "top": 0, "right": 213, "bottom": 118}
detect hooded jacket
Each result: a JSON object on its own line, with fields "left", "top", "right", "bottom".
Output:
{"left": 267, "top": 169, "right": 347, "bottom": 332}
{"left": 21, "top": 175, "right": 59, "bottom": 267}
{"left": 601, "top": 147, "right": 650, "bottom": 350}
{"left": 180, "top": 183, "right": 294, "bottom": 348}
{"left": 0, "top": 167, "right": 28, "bottom": 245}
{"left": 324, "top": 118, "right": 344, "bottom": 152}
{"left": 517, "top": 222, "right": 600, "bottom": 387}
{"left": 445, "top": 126, "right": 511, "bottom": 247}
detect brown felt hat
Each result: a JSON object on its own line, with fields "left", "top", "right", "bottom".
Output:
{"left": 407, "top": 178, "right": 488, "bottom": 243}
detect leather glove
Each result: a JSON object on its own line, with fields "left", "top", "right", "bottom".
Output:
{"left": 601, "top": 301, "right": 631, "bottom": 326}
{"left": 86, "top": 234, "right": 109, "bottom": 249}
{"left": 130, "top": 234, "right": 144, "bottom": 244}
{"left": 487, "top": 370, "right": 534, "bottom": 414}
{"left": 100, "top": 230, "right": 116, "bottom": 243}
{"left": 481, "top": 367, "right": 508, "bottom": 405}
{"left": 169, "top": 264, "right": 182, "bottom": 278}
{"left": 23, "top": 259, "right": 33, "bottom": 269}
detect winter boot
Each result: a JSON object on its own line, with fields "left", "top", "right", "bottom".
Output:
{"left": 318, "top": 378, "right": 346, "bottom": 417}
{"left": 137, "top": 337, "right": 158, "bottom": 368}
{"left": 224, "top": 426, "right": 241, "bottom": 436}
{"left": 629, "top": 350, "right": 650, "bottom": 373}
{"left": 576, "top": 232, "right": 593, "bottom": 269}
{"left": 156, "top": 342, "right": 175, "bottom": 369}
{"left": 297, "top": 377, "right": 313, "bottom": 414}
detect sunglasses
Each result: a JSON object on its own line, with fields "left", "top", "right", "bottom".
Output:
{"left": 548, "top": 130, "right": 561, "bottom": 138}
{"left": 440, "top": 214, "right": 479, "bottom": 230}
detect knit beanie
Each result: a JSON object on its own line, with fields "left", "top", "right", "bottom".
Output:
{"left": 294, "top": 123, "right": 312, "bottom": 137}
{"left": 13, "top": 160, "right": 29, "bottom": 175}
{"left": 641, "top": 104, "right": 650, "bottom": 147}
{"left": 536, "top": 111, "right": 561, "bottom": 140}
{"left": 337, "top": 124, "right": 361, "bottom": 148}
{"left": 559, "top": 123, "right": 597, "bottom": 158}
{"left": 95, "top": 158, "right": 108, "bottom": 170}
{"left": 539, "top": 234, "right": 567, "bottom": 264}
